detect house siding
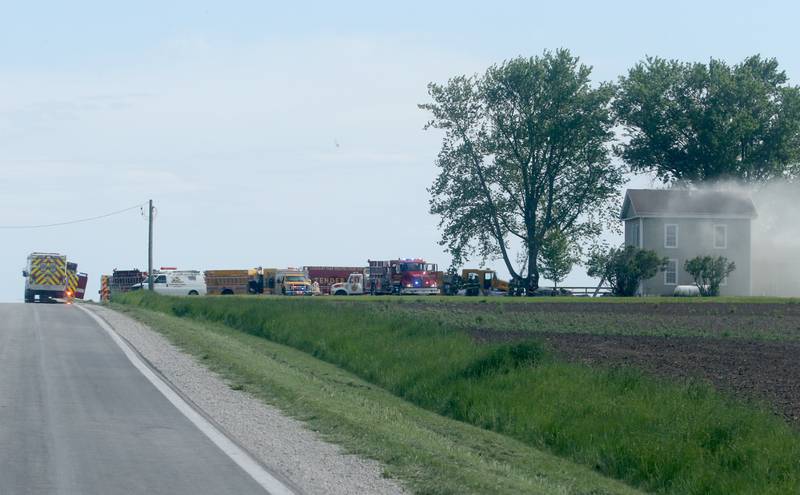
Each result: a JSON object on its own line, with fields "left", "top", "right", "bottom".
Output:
{"left": 624, "top": 217, "right": 752, "bottom": 296}
{"left": 624, "top": 219, "right": 640, "bottom": 247}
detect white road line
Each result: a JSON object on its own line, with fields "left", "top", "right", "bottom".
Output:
{"left": 76, "top": 304, "right": 296, "bottom": 495}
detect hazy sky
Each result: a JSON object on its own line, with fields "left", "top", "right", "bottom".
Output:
{"left": 2, "top": 0, "right": 798, "bottom": 301}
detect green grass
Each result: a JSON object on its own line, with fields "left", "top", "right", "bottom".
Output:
{"left": 115, "top": 292, "right": 800, "bottom": 495}
{"left": 112, "top": 303, "right": 642, "bottom": 495}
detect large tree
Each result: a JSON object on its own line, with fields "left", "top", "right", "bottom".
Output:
{"left": 421, "top": 50, "right": 624, "bottom": 292}
{"left": 615, "top": 55, "right": 800, "bottom": 184}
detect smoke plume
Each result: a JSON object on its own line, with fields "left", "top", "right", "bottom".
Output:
{"left": 749, "top": 181, "right": 800, "bottom": 297}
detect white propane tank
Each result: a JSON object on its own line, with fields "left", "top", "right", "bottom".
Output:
{"left": 673, "top": 285, "right": 701, "bottom": 297}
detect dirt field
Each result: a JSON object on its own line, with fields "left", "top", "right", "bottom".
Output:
{"left": 402, "top": 300, "right": 800, "bottom": 340}
{"left": 458, "top": 301, "right": 800, "bottom": 425}
{"left": 471, "top": 329, "right": 800, "bottom": 423}
{"left": 387, "top": 300, "right": 800, "bottom": 424}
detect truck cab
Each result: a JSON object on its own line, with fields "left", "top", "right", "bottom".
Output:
{"left": 366, "top": 259, "right": 440, "bottom": 295}
{"left": 395, "top": 259, "right": 440, "bottom": 295}
{"left": 330, "top": 271, "right": 368, "bottom": 296}
{"left": 275, "top": 269, "right": 312, "bottom": 296}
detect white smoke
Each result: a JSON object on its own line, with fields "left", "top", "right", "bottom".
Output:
{"left": 749, "top": 181, "right": 800, "bottom": 297}
{"left": 679, "top": 180, "right": 800, "bottom": 297}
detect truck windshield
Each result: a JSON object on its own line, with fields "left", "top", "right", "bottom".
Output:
{"left": 400, "top": 263, "right": 425, "bottom": 271}
{"left": 285, "top": 276, "right": 306, "bottom": 282}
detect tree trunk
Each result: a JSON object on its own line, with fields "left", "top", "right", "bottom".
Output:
{"left": 592, "top": 277, "right": 605, "bottom": 297}
{"left": 526, "top": 243, "right": 539, "bottom": 296}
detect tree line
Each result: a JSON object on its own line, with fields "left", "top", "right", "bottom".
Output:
{"left": 421, "top": 49, "right": 800, "bottom": 294}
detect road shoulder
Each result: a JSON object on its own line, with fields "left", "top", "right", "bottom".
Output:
{"left": 84, "top": 303, "right": 408, "bottom": 495}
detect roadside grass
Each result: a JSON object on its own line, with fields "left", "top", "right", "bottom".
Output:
{"left": 111, "top": 303, "right": 642, "bottom": 495}
{"left": 116, "top": 292, "right": 800, "bottom": 495}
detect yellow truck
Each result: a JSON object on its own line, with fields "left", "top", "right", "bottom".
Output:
{"left": 203, "top": 267, "right": 299, "bottom": 295}
{"left": 275, "top": 268, "right": 312, "bottom": 296}
{"left": 23, "top": 252, "right": 68, "bottom": 303}
{"left": 461, "top": 269, "right": 509, "bottom": 296}
{"left": 204, "top": 268, "right": 275, "bottom": 295}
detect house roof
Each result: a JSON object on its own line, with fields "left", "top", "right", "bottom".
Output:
{"left": 621, "top": 189, "right": 758, "bottom": 219}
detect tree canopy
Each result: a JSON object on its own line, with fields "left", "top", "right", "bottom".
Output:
{"left": 615, "top": 55, "right": 800, "bottom": 184}
{"left": 421, "top": 49, "right": 624, "bottom": 292}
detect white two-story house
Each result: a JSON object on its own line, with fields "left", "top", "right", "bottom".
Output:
{"left": 621, "top": 189, "right": 758, "bottom": 296}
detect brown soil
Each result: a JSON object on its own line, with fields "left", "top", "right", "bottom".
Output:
{"left": 442, "top": 301, "right": 800, "bottom": 316}
{"left": 471, "top": 329, "right": 800, "bottom": 424}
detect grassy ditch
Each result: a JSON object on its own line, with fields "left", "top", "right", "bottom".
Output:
{"left": 115, "top": 292, "right": 800, "bottom": 495}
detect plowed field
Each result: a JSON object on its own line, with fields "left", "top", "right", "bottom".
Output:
{"left": 400, "top": 300, "right": 800, "bottom": 424}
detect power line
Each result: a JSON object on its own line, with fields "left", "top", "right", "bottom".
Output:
{"left": 0, "top": 202, "right": 147, "bottom": 229}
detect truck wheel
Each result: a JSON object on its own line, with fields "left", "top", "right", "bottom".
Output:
{"left": 334, "top": 290, "right": 347, "bottom": 296}
{"left": 188, "top": 290, "right": 199, "bottom": 296}
{"left": 221, "top": 289, "right": 233, "bottom": 295}
{"left": 24, "top": 290, "right": 34, "bottom": 303}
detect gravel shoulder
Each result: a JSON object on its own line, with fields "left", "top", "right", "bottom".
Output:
{"left": 86, "top": 303, "right": 407, "bottom": 495}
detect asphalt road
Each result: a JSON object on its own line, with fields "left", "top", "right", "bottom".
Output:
{"left": 0, "top": 303, "right": 270, "bottom": 495}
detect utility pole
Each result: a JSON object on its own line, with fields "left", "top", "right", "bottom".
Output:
{"left": 148, "top": 199, "right": 154, "bottom": 291}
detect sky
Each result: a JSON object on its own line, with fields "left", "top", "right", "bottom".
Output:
{"left": 1, "top": 0, "right": 798, "bottom": 301}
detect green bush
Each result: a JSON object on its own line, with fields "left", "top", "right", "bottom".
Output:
{"left": 588, "top": 245, "right": 668, "bottom": 296}
{"left": 116, "top": 292, "right": 800, "bottom": 495}
{"left": 685, "top": 256, "right": 736, "bottom": 296}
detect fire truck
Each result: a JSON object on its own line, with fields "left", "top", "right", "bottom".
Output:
{"left": 65, "top": 262, "right": 88, "bottom": 301}
{"left": 23, "top": 252, "right": 68, "bottom": 303}
{"left": 366, "top": 258, "right": 440, "bottom": 295}
{"left": 22, "top": 253, "right": 87, "bottom": 303}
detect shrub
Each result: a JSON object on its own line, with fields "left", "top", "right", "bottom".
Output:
{"left": 588, "top": 245, "right": 668, "bottom": 296}
{"left": 685, "top": 256, "right": 736, "bottom": 296}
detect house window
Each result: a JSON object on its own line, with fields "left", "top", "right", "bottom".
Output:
{"left": 665, "top": 224, "right": 678, "bottom": 248}
{"left": 713, "top": 224, "right": 727, "bottom": 249}
{"left": 665, "top": 259, "right": 678, "bottom": 285}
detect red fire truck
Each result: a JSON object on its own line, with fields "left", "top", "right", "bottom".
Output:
{"left": 367, "top": 258, "right": 440, "bottom": 295}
